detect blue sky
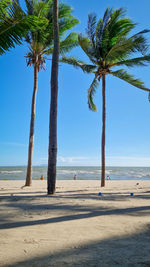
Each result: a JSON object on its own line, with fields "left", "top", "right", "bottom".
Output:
{"left": 1, "top": 0, "right": 150, "bottom": 166}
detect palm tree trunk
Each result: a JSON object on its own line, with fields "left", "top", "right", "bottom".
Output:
{"left": 25, "top": 63, "right": 38, "bottom": 186}
{"left": 101, "top": 74, "right": 106, "bottom": 187}
{"left": 47, "top": 0, "right": 59, "bottom": 194}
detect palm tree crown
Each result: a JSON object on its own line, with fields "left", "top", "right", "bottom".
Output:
{"left": 25, "top": 0, "right": 79, "bottom": 71}
{"left": 61, "top": 7, "right": 150, "bottom": 111}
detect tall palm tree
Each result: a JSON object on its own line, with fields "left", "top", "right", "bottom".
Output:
{"left": 25, "top": 0, "right": 79, "bottom": 186}
{"left": 0, "top": 0, "right": 45, "bottom": 55}
{"left": 61, "top": 8, "right": 150, "bottom": 187}
{"left": 47, "top": 0, "right": 59, "bottom": 195}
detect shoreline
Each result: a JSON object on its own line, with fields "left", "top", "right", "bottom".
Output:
{"left": 1, "top": 179, "right": 150, "bottom": 189}
{"left": 1, "top": 166, "right": 150, "bottom": 182}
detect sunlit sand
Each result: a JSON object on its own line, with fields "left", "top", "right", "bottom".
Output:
{"left": 0, "top": 180, "right": 150, "bottom": 266}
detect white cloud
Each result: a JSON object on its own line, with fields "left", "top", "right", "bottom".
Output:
{"left": 37, "top": 155, "right": 150, "bottom": 166}
{"left": 58, "top": 156, "right": 89, "bottom": 164}
{"left": 38, "top": 156, "right": 96, "bottom": 166}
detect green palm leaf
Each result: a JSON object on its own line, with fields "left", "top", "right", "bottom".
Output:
{"left": 59, "top": 17, "right": 79, "bottom": 38}
{"left": 131, "top": 29, "right": 150, "bottom": 54}
{"left": 97, "top": 8, "right": 112, "bottom": 58}
{"left": 88, "top": 76, "right": 99, "bottom": 111}
{"left": 59, "top": 2, "right": 75, "bottom": 18}
{"left": 107, "top": 8, "right": 135, "bottom": 40}
{"left": 106, "top": 30, "right": 149, "bottom": 64}
{"left": 24, "top": 0, "right": 33, "bottom": 15}
{"left": 45, "top": 33, "right": 79, "bottom": 55}
{"left": 86, "top": 13, "right": 97, "bottom": 47}
{"left": 60, "top": 32, "right": 79, "bottom": 54}
{"left": 0, "top": 0, "right": 46, "bottom": 55}
{"left": 110, "top": 69, "right": 150, "bottom": 91}
{"left": 113, "top": 54, "right": 150, "bottom": 67}
{"left": 60, "top": 56, "right": 96, "bottom": 73}
{"left": 78, "top": 34, "right": 97, "bottom": 64}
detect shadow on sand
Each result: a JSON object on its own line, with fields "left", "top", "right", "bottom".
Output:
{"left": 0, "top": 189, "right": 150, "bottom": 230}
{"left": 7, "top": 224, "right": 150, "bottom": 267}
{"left": 1, "top": 189, "right": 150, "bottom": 266}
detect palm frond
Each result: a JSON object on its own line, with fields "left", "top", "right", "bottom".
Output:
{"left": 96, "top": 18, "right": 103, "bottom": 48}
{"left": 0, "top": 0, "right": 46, "bottom": 55}
{"left": 110, "top": 69, "right": 150, "bottom": 91}
{"left": 109, "top": 18, "right": 135, "bottom": 40}
{"left": 95, "top": 8, "right": 112, "bottom": 57}
{"left": 59, "top": 2, "right": 75, "bottom": 18}
{"left": 45, "top": 33, "right": 79, "bottom": 55}
{"left": 78, "top": 34, "right": 97, "bottom": 64}
{"left": 59, "top": 17, "right": 79, "bottom": 38}
{"left": 60, "top": 56, "right": 96, "bottom": 73}
{"left": 86, "top": 13, "right": 97, "bottom": 47}
{"left": 105, "top": 37, "right": 131, "bottom": 63}
{"left": 88, "top": 76, "right": 99, "bottom": 111}
{"left": 57, "top": 2, "right": 79, "bottom": 38}
{"left": 24, "top": 0, "right": 33, "bottom": 15}
{"left": 25, "top": 0, "right": 50, "bottom": 45}
{"left": 59, "top": 32, "right": 79, "bottom": 54}
{"left": 0, "top": 0, "right": 11, "bottom": 14}
{"left": 108, "top": 7, "right": 125, "bottom": 23}
{"left": 106, "top": 27, "right": 150, "bottom": 64}
{"left": 113, "top": 54, "right": 150, "bottom": 67}
{"left": 107, "top": 8, "right": 135, "bottom": 39}
{"left": 131, "top": 29, "right": 150, "bottom": 54}
{"left": 32, "top": 0, "right": 50, "bottom": 17}
{"left": 95, "top": 8, "right": 135, "bottom": 59}
{"left": 106, "top": 18, "right": 135, "bottom": 54}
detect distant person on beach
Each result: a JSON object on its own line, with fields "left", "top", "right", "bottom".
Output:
{"left": 40, "top": 175, "right": 44, "bottom": 180}
{"left": 106, "top": 175, "right": 111, "bottom": 180}
{"left": 74, "top": 174, "right": 77, "bottom": 180}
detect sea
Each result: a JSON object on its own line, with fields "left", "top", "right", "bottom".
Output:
{"left": 0, "top": 166, "right": 150, "bottom": 181}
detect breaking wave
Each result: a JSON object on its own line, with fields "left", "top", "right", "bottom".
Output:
{"left": 0, "top": 166, "right": 150, "bottom": 180}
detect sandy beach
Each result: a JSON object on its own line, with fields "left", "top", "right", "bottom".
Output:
{"left": 0, "top": 180, "right": 150, "bottom": 266}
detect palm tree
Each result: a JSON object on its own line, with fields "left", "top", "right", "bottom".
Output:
{"left": 25, "top": 0, "right": 79, "bottom": 186}
{"left": 0, "top": 0, "right": 45, "bottom": 55}
{"left": 61, "top": 8, "right": 150, "bottom": 187}
{"left": 47, "top": 0, "right": 59, "bottom": 195}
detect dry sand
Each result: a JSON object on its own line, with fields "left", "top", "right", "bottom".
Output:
{"left": 0, "top": 180, "right": 150, "bottom": 267}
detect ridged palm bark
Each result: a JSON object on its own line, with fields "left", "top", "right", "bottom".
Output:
{"left": 47, "top": 0, "right": 59, "bottom": 195}
{"left": 25, "top": 62, "right": 38, "bottom": 186}
{"left": 60, "top": 8, "right": 150, "bottom": 187}
{"left": 25, "top": 43, "right": 46, "bottom": 187}
{"left": 101, "top": 74, "right": 106, "bottom": 187}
